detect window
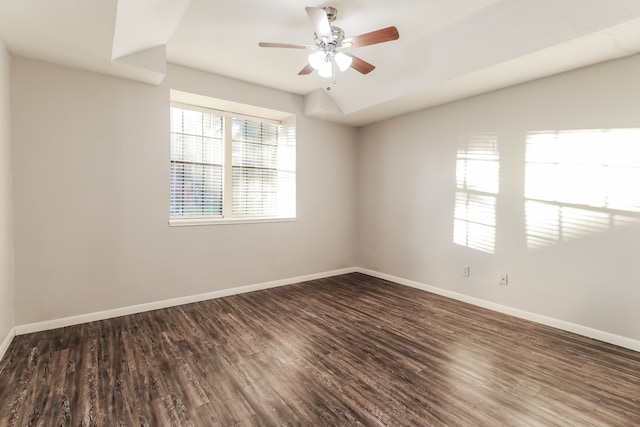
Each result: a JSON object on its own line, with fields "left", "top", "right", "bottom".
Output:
{"left": 170, "top": 106, "right": 224, "bottom": 218}
{"left": 169, "top": 100, "right": 295, "bottom": 225}
{"left": 231, "top": 117, "right": 280, "bottom": 217}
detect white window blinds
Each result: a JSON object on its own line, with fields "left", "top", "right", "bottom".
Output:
{"left": 170, "top": 106, "right": 224, "bottom": 218}
{"left": 232, "top": 118, "right": 278, "bottom": 217}
{"left": 170, "top": 103, "right": 296, "bottom": 223}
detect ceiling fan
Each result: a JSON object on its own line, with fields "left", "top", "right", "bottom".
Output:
{"left": 258, "top": 6, "right": 399, "bottom": 80}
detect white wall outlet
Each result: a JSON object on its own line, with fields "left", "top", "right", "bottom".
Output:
{"left": 463, "top": 266, "right": 470, "bottom": 277}
{"left": 499, "top": 273, "right": 509, "bottom": 285}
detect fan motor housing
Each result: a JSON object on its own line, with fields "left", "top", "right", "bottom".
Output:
{"left": 314, "top": 26, "right": 345, "bottom": 48}
{"left": 323, "top": 7, "right": 338, "bottom": 22}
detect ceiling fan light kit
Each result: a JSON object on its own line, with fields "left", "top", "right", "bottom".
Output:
{"left": 308, "top": 51, "right": 352, "bottom": 75}
{"left": 308, "top": 51, "right": 328, "bottom": 70}
{"left": 259, "top": 6, "right": 399, "bottom": 83}
{"left": 334, "top": 52, "right": 353, "bottom": 72}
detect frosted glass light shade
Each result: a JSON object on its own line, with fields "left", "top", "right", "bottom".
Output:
{"left": 308, "top": 51, "right": 326, "bottom": 70}
{"left": 334, "top": 52, "right": 352, "bottom": 72}
{"left": 318, "top": 60, "right": 333, "bottom": 78}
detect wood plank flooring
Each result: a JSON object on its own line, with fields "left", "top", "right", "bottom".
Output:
{"left": 1, "top": 273, "right": 639, "bottom": 426}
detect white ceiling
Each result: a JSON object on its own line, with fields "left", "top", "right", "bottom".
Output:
{"left": 1, "top": 0, "right": 640, "bottom": 127}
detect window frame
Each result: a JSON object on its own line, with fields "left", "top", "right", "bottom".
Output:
{"left": 169, "top": 101, "right": 296, "bottom": 227}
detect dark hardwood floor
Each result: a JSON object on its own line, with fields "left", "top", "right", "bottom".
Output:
{"left": 1, "top": 273, "right": 639, "bottom": 426}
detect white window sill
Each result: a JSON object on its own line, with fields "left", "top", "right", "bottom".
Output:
{"left": 169, "top": 217, "right": 296, "bottom": 227}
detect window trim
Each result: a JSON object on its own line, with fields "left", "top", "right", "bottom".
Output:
{"left": 168, "top": 99, "right": 296, "bottom": 227}
{"left": 169, "top": 216, "right": 295, "bottom": 227}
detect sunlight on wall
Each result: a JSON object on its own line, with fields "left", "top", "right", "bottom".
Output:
{"left": 525, "top": 129, "right": 640, "bottom": 250}
{"left": 454, "top": 133, "right": 500, "bottom": 254}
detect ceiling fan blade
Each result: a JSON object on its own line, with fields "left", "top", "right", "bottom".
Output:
{"left": 259, "top": 42, "right": 309, "bottom": 49}
{"left": 298, "top": 64, "right": 314, "bottom": 75}
{"left": 343, "top": 53, "right": 375, "bottom": 74}
{"left": 305, "top": 7, "right": 332, "bottom": 42}
{"left": 343, "top": 26, "right": 399, "bottom": 48}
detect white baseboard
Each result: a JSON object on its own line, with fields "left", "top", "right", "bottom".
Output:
{"left": 14, "top": 267, "right": 358, "bottom": 336}
{"left": 13, "top": 266, "right": 640, "bottom": 354}
{"left": 0, "top": 327, "right": 15, "bottom": 362}
{"left": 357, "top": 268, "right": 640, "bottom": 353}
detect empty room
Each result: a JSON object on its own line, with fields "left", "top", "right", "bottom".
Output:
{"left": 1, "top": 1, "right": 640, "bottom": 425}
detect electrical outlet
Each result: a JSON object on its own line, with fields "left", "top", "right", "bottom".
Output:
{"left": 463, "top": 266, "right": 470, "bottom": 277}
{"left": 499, "top": 273, "right": 509, "bottom": 285}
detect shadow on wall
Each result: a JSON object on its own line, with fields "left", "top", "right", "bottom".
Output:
{"left": 454, "top": 128, "right": 640, "bottom": 254}
{"left": 524, "top": 128, "right": 640, "bottom": 250}
{"left": 454, "top": 132, "right": 500, "bottom": 254}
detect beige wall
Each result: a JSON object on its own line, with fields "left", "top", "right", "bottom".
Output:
{"left": 0, "top": 39, "right": 13, "bottom": 343}
{"left": 8, "top": 51, "right": 640, "bottom": 345}
{"left": 11, "top": 58, "right": 357, "bottom": 325}
{"left": 357, "top": 54, "right": 640, "bottom": 341}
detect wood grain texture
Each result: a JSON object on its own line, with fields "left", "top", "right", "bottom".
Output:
{"left": 1, "top": 273, "right": 639, "bottom": 426}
